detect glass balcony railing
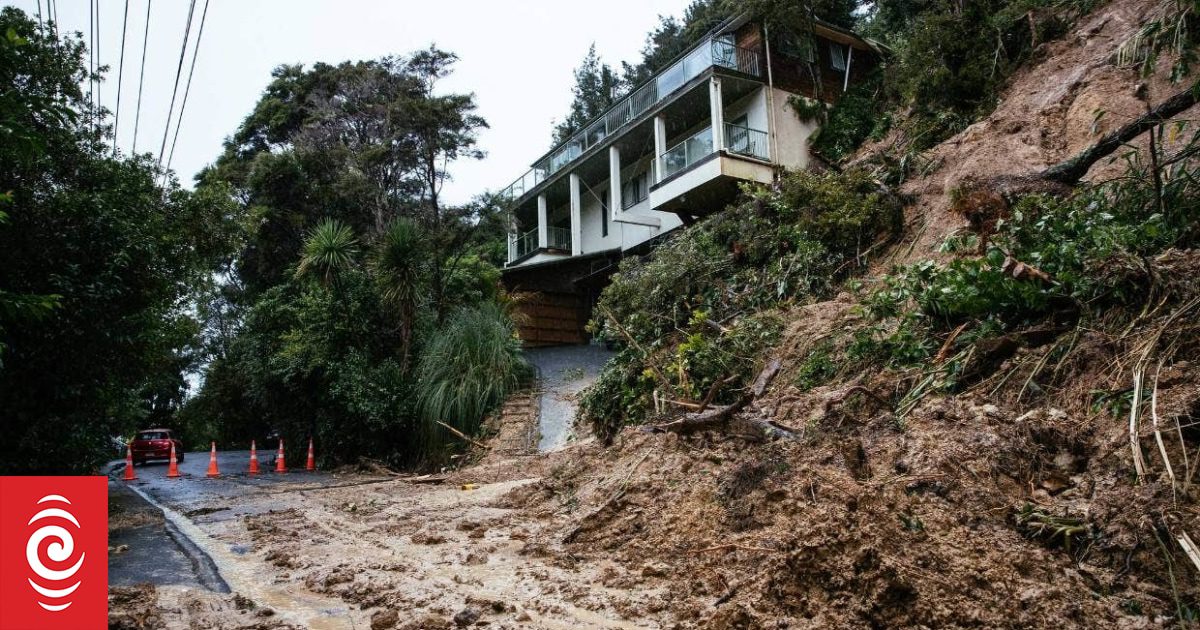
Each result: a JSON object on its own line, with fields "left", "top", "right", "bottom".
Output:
{"left": 508, "top": 228, "right": 538, "bottom": 262}
{"left": 500, "top": 36, "right": 762, "bottom": 203}
{"left": 724, "top": 123, "right": 769, "bottom": 161}
{"left": 507, "top": 226, "right": 574, "bottom": 263}
{"left": 661, "top": 127, "right": 715, "bottom": 179}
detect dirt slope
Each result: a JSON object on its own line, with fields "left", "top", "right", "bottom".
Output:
{"left": 872, "top": 0, "right": 1196, "bottom": 265}
{"left": 109, "top": 1, "right": 1200, "bottom": 628}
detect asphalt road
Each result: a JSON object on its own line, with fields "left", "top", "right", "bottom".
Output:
{"left": 108, "top": 449, "right": 347, "bottom": 591}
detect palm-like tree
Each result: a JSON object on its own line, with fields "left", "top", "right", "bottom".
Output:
{"left": 296, "top": 219, "right": 360, "bottom": 287}
{"left": 372, "top": 218, "right": 427, "bottom": 370}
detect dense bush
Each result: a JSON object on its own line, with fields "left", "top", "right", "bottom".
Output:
{"left": 416, "top": 303, "right": 531, "bottom": 450}
{"left": 858, "top": 149, "right": 1200, "bottom": 371}
{"left": 581, "top": 169, "right": 902, "bottom": 440}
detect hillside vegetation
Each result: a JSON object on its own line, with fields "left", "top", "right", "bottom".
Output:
{"left": 556, "top": 0, "right": 1200, "bottom": 625}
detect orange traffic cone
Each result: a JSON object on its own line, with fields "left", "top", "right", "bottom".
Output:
{"left": 206, "top": 442, "right": 220, "bottom": 478}
{"left": 248, "top": 440, "right": 260, "bottom": 474}
{"left": 167, "top": 443, "right": 181, "bottom": 478}
{"left": 306, "top": 437, "right": 316, "bottom": 472}
{"left": 274, "top": 439, "right": 287, "bottom": 473}
{"left": 122, "top": 442, "right": 137, "bottom": 481}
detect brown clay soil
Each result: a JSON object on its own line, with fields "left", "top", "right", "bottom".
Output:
{"left": 110, "top": 0, "right": 1200, "bottom": 627}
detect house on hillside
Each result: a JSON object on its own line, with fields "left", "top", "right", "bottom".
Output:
{"left": 500, "top": 15, "right": 882, "bottom": 346}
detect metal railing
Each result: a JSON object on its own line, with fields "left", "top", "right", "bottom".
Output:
{"left": 547, "top": 226, "right": 571, "bottom": 250}
{"left": 660, "top": 127, "right": 715, "bottom": 179}
{"left": 500, "top": 36, "right": 762, "bottom": 202}
{"left": 724, "top": 123, "right": 769, "bottom": 161}
{"left": 508, "top": 228, "right": 538, "bottom": 263}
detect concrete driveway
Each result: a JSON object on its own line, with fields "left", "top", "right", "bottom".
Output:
{"left": 524, "top": 344, "right": 614, "bottom": 450}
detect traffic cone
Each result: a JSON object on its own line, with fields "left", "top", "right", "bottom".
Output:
{"left": 122, "top": 442, "right": 137, "bottom": 481}
{"left": 167, "top": 443, "right": 181, "bottom": 478}
{"left": 248, "top": 440, "right": 260, "bottom": 474}
{"left": 306, "top": 437, "right": 316, "bottom": 472}
{"left": 274, "top": 439, "right": 287, "bottom": 473}
{"left": 206, "top": 442, "right": 220, "bottom": 478}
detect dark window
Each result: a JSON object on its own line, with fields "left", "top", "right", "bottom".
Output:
{"left": 621, "top": 170, "right": 649, "bottom": 209}
{"left": 601, "top": 191, "right": 609, "bottom": 237}
{"left": 137, "top": 431, "right": 168, "bottom": 441}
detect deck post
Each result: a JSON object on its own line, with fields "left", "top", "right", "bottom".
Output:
{"left": 537, "top": 194, "right": 549, "bottom": 249}
{"left": 568, "top": 173, "right": 583, "bottom": 256}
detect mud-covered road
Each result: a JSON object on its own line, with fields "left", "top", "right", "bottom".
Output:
{"left": 107, "top": 445, "right": 669, "bottom": 629}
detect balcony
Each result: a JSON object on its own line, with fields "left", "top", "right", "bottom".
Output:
{"left": 658, "top": 122, "right": 769, "bottom": 180}
{"left": 506, "top": 225, "right": 573, "bottom": 264}
{"left": 508, "top": 228, "right": 537, "bottom": 262}
{"left": 500, "top": 37, "right": 761, "bottom": 203}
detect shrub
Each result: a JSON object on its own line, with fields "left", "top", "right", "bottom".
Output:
{"left": 581, "top": 169, "right": 901, "bottom": 439}
{"left": 416, "top": 303, "right": 530, "bottom": 451}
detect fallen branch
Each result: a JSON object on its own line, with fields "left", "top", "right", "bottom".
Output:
{"left": 692, "top": 543, "right": 777, "bottom": 554}
{"left": 1042, "top": 82, "right": 1199, "bottom": 184}
{"left": 650, "top": 400, "right": 748, "bottom": 434}
{"left": 751, "top": 357, "right": 783, "bottom": 398}
{"left": 1178, "top": 531, "right": 1200, "bottom": 573}
{"left": 436, "top": 421, "right": 490, "bottom": 451}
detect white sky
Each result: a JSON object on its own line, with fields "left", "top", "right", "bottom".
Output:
{"left": 6, "top": 0, "right": 693, "bottom": 204}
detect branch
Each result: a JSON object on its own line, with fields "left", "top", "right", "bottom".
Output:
{"left": 1042, "top": 83, "right": 1199, "bottom": 184}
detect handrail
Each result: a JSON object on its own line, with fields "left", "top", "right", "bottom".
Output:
{"left": 723, "top": 123, "right": 769, "bottom": 161}
{"left": 500, "top": 36, "right": 762, "bottom": 203}
{"left": 660, "top": 126, "right": 715, "bottom": 179}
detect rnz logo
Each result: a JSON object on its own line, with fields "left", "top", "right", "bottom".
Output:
{"left": 26, "top": 494, "right": 86, "bottom": 611}
{"left": 0, "top": 476, "right": 107, "bottom": 630}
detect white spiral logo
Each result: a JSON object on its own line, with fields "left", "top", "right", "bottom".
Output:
{"left": 26, "top": 494, "right": 85, "bottom": 612}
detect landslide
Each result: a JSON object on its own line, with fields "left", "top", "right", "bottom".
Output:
{"left": 518, "top": 1, "right": 1200, "bottom": 627}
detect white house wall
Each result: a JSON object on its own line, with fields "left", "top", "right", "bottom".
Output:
{"left": 771, "top": 86, "right": 818, "bottom": 170}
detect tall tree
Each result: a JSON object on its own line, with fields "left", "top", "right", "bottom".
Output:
{"left": 0, "top": 8, "right": 239, "bottom": 473}
{"left": 553, "top": 44, "right": 622, "bottom": 144}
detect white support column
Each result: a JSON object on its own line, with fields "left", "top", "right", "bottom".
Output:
{"left": 653, "top": 115, "right": 667, "bottom": 183}
{"left": 568, "top": 173, "right": 583, "bottom": 256}
{"left": 536, "top": 194, "right": 549, "bottom": 249}
{"left": 709, "top": 76, "right": 725, "bottom": 152}
{"left": 608, "top": 146, "right": 621, "bottom": 222}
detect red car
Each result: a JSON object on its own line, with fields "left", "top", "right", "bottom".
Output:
{"left": 129, "top": 428, "right": 184, "bottom": 465}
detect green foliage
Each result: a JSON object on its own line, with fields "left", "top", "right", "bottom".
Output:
{"left": 0, "top": 8, "right": 240, "bottom": 472}
{"left": 581, "top": 169, "right": 901, "bottom": 439}
{"left": 416, "top": 304, "right": 530, "bottom": 451}
{"left": 189, "top": 45, "right": 510, "bottom": 469}
{"left": 859, "top": 144, "right": 1200, "bottom": 369}
{"left": 809, "top": 70, "right": 891, "bottom": 162}
{"left": 296, "top": 219, "right": 360, "bottom": 286}
{"left": 793, "top": 340, "right": 838, "bottom": 390}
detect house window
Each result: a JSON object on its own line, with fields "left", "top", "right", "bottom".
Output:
{"left": 601, "top": 191, "right": 609, "bottom": 237}
{"left": 621, "top": 170, "right": 649, "bottom": 209}
{"left": 829, "top": 42, "right": 848, "bottom": 72}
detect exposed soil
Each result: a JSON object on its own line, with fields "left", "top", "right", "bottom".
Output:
{"left": 109, "top": 1, "right": 1200, "bottom": 627}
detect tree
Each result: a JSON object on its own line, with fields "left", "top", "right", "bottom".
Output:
{"left": 553, "top": 44, "right": 622, "bottom": 144}
{"left": 372, "top": 218, "right": 427, "bottom": 372}
{"left": 0, "top": 8, "right": 239, "bottom": 473}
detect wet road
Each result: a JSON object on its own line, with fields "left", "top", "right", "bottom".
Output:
{"left": 108, "top": 449, "right": 375, "bottom": 592}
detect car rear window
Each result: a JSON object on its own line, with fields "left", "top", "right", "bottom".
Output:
{"left": 137, "top": 431, "right": 168, "bottom": 440}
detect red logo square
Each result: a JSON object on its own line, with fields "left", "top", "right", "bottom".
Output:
{"left": 0, "top": 476, "right": 108, "bottom": 630}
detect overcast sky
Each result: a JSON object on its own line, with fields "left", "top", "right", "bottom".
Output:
{"left": 7, "top": 0, "right": 693, "bottom": 204}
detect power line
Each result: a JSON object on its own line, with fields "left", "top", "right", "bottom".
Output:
{"left": 88, "top": 0, "right": 94, "bottom": 119}
{"left": 94, "top": 0, "right": 101, "bottom": 116}
{"left": 113, "top": 0, "right": 130, "bottom": 155}
{"left": 158, "top": 0, "right": 197, "bottom": 167}
{"left": 166, "top": 0, "right": 210, "bottom": 174}
{"left": 132, "top": 0, "right": 152, "bottom": 153}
